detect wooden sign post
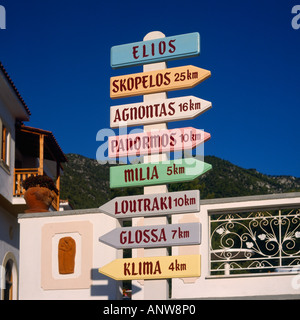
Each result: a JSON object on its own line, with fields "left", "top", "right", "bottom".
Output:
{"left": 99, "top": 30, "right": 212, "bottom": 300}
{"left": 138, "top": 31, "right": 170, "bottom": 300}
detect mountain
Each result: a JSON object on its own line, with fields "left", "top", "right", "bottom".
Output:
{"left": 60, "top": 153, "right": 300, "bottom": 210}
{"left": 59, "top": 154, "right": 110, "bottom": 209}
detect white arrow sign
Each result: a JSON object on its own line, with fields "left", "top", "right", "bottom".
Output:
{"left": 110, "top": 96, "right": 211, "bottom": 128}
{"left": 99, "top": 223, "right": 201, "bottom": 249}
{"left": 99, "top": 190, "right": 200, "bottom": 219}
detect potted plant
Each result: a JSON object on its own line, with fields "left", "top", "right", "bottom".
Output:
{"left": 22, "top": 175, "right": 58, "bottom": 213}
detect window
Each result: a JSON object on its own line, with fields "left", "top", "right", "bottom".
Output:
{"left": 4, "top": 259, "right": 13, "bottom": 300}
{"left": 1, "top": 253, "right": 18, "bottom": 300}
{"left": 0, "top": 118, "right": 10, "bottom": 170}
{"left": 1, "top": 125, "right": 7, "bottom": 161}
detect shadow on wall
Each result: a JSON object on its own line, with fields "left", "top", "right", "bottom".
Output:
{"left": 90, "top": 268, "right": 141, "bottom": 299}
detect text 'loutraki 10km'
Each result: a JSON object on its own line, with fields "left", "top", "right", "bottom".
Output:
{"left": 99, "top": 31, "right": 213, "bottom": 283}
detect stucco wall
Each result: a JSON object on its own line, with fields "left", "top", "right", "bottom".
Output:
{"left": 18, "top": 193, "right": 300, "bottom": 300}
{"left": 171, "top": 193, "right": 300, "bottom": 299}
{"left": 18, "top": 209, "right": 122, "bottom": 300}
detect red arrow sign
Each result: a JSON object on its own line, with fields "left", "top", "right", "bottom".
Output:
{"left": 108, "top": 127, "right": 210, "bottom": 158}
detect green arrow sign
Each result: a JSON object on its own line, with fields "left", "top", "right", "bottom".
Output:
{"left": 110, "top": 158, "right": 212, "bottom": 188}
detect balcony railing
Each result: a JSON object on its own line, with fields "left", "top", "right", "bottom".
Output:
{"left": 210, "top": 208, "right": 300, "bottom": 276}
{"left": 13, "top": 168, "right": 60, "bottom": 211}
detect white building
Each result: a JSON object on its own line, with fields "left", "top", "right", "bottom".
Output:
{"left": 0, "top": 62, "right": 67, "bottom": 300}
{"left": 17, "top": 192, "right": 300, "bottom": 300}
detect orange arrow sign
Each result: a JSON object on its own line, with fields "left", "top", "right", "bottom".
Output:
{"left": 110, "top": 65, "right": 211, "bottom": 99}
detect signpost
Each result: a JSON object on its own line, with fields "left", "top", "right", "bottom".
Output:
{"left": 99, "top": 190, "right": 200, "bottom": 219}
{"left": 110, "top": 96, "right": 212, "bottom": 128}
{"left": 108, "top": 127, "right": 211, "bottom": 158}
{"left": 98, "top": 31, "right": 212, "bottom": 297}
{"left": 99, "top": 223, "right": 201, "bottom": 249}
{"left": 111, "top": 32, "right": 200, "bottom": 69}
{"left": 110, "top": 65, "right": 211, "bottom": 99}
{"left": 99, "top": 255, "right": 201, "bottom": 280}
{"left": 110, "top": 158, "right": 212, "bottom": 188}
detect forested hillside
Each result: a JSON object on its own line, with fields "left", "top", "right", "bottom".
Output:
{"left": 60, "top": 154, "right": 300, "bottom": 209}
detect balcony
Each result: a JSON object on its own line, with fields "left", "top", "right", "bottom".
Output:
{"left": 13, "top": 168, "right": 60, "bottom": 211}
{"left": 13, "top": 125, "right": 67, "bottom": 212}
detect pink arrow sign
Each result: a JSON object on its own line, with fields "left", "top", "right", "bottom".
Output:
{"left": 109, "top": 127, "right": 210, "bottom": 158}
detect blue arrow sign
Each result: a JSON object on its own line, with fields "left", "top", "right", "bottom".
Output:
{"left": 111, "top": 32, "right": 200, "bottom": 69}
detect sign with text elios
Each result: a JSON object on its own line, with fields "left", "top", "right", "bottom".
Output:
{"left": 111, "top": 32, "right": 200, "bottom": 69}
{"left": 110, "top": 65, "right": 211, "bottom": 99}
{"left": 99, "top": 255, "right": 201, "bottom": 280}
{"left": 110, "top": 158, "right": 212, "bottom": 188}
{"left": 110, "top": 96, "right": 212, "bottom": 128}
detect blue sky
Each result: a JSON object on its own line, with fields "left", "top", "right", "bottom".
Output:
{"left": 0, "top": 0, "right": 299, "bottom": 177}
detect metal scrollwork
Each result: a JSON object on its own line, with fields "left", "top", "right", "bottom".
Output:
{"left": 210, "top": 208, "right": 300, "bottom": 276}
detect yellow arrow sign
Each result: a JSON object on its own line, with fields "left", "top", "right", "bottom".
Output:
{"left": 110, "top": 65, "right": 211, "bottom": 99}
{"left": 98, "top": 255, "right": 201, "bottom": 280}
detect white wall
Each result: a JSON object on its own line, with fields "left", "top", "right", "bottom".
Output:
{"left": 0, "top": 96, "right": 16, "bottom": 203}
{"left": 0, "top": 208, "right": 19, "bottom": 262}
{"left": 171, "top": 193, "right": 300, "bottom": 299}
{"left": 18, "top": 209, "right": 122, "bottom": 300}
{"left": 18, "top": 193, "right": 300, "bottom": 300}
{"left": 0, "top": 207, "right": 19, "bottom": 300}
